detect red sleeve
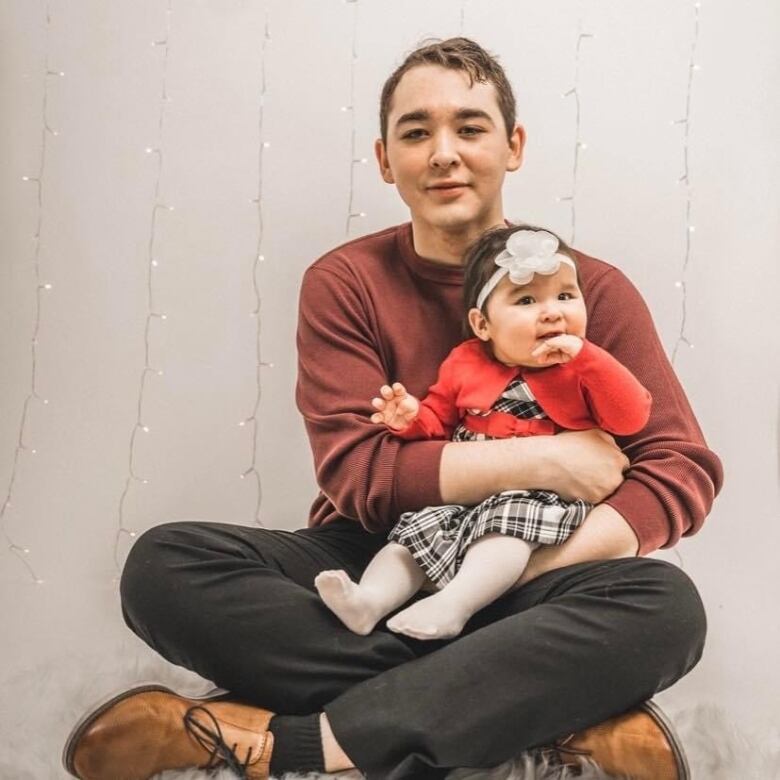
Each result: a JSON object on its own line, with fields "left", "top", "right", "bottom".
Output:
{"left": 296, "top": 265, "right": 446, "bottom": 532}
{"left": 586, "top": 267, "right": 724, "bottom": 553}
{"left": 566, "top": 339, "right": 652, "bottom": 436}
{"left": 394, "top": 352, "right": 463, "bottom": 441}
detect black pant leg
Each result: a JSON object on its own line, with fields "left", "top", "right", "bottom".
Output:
{"left": 325, "top": 556, "right": 706, "bottom": 780}
{"left": 119, "top": 519, "right": 418, "bottom": 714}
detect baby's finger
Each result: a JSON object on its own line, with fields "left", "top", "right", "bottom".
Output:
{"left": 380, "top": 385, "right": 395, "bottom": 400}
{"left": 371, "top": 397, "right": 386, "bottom": 410}
{"left": 392, "top": 382, "right": 406, "bottom": 396}
{"left": 370, "top": 412, "right": 384, "bottom": 424}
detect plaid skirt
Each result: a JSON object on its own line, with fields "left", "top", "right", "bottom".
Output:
{"left": 388, "top": 490, "right": 591, "bottom": 587}
{"left": 387, "top": 375, "right": 592, "bottom": 588}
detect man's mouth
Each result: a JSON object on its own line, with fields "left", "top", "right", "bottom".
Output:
{"left": 427, "top": 181, "right": 469, "bottom": 190}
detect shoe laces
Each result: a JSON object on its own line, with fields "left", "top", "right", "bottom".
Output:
{"left": 184, "top": 704, "right": 254, "bottom": 778}
{"left": 537, "top": 733, "right": 592, "bottom": 767}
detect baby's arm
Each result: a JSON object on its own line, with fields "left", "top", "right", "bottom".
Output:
{"left": 371, "top": 352, "right": 464, "bottom": 440}
{"left": 544, "top": 337, "right": 652, "bottom": 436}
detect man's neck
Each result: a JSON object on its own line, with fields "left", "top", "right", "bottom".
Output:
{"left": 411, "top": 216, "right": 506, "bottom": 267}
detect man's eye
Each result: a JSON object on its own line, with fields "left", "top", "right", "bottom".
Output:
{"left": 460, "top": 126, "right": 485, "bottom": 136}
{"left": 402, "top": 129, "right": 427, "bottom": 140}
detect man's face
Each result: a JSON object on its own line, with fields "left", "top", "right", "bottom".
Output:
{"left": 376, "top": 65, "right": 524, "bottom": 237}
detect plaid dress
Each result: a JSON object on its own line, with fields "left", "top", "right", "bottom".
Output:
{"left": 388, "top": 376, "right": 592, "bottom": 588}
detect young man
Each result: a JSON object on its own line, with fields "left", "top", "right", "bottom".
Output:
{"left": 65, "top": 38, "right": 722, "bottom": 780}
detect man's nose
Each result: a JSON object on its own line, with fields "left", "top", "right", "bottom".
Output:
{"left": 429, "top": 131, "right": 459, "bottom": 168}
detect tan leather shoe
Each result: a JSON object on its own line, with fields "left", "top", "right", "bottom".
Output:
{"left": 63, "top": 684, "right": 274, "bottom": 780}
{"left": 548, "top": 700, "right": 689, "bottom": 780}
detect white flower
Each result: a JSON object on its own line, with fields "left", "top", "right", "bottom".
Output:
{"left": 495, "top": 230, "right": 562, "bottom": 286}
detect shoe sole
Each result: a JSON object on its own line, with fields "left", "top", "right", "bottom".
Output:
{"left": 640, "top": 700, "right": 691, "bottom": 780}
{"left": 61, "top": 682, "right": 230, "bottom": 778}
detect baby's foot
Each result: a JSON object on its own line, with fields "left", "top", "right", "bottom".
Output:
{"left": 386, "top": 592, "right": 471, "bottom": 640}
{"left": 314, "top": 570, "right": 382, "bottom": 636}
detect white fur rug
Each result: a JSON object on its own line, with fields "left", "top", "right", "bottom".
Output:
{"left": 2, "top": 648, "right": 778, "bottom": 779}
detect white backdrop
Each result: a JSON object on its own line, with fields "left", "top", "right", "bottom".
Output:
{"left": 1, "top": 0, "right": 778, "bottom": 771}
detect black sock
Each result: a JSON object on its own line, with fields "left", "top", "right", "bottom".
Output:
{"left": 268, "top": 713, "right": 325, "bottom": 775}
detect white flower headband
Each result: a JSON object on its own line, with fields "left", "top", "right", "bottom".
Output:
{"left": 475, "top": 229, "right": 575, "bottom": 310}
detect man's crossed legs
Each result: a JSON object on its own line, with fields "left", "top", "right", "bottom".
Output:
{"left": 65, "top": 518, "right": 704, "bottom": 779}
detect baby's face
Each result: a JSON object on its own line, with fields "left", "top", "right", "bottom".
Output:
{"left": 478, "top": 263, "right": 587, "bottom": 367}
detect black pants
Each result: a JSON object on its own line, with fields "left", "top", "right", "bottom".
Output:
{"left": 120, "top": 519, "right": 706, "bottom": 780}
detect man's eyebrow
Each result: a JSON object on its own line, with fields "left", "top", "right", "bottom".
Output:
{"left": 394, "top": 107, "right": 496, "bottom": 127}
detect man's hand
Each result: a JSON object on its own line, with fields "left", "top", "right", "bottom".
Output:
{"left": 370, "top": 382, "right": 420, "bottom": 431}
{"left": 530, "top": 334, "right": 583, "bottom": 366}
{"left": 537, "top": 428, "right": 629, "bottom": 503}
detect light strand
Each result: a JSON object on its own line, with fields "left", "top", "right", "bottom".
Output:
{"left": 344, "top": 0, "right": 364, "bottom": 236}
{"left": 113, "top": 0, "right": 173, "bottom": 571}
{"left": 671, "top": 1, "right": 702, "bottom": 364}
{"left": 238, "top": 8, "right": 273, "bottom": 526}
{"left": 559, "top": 24, "right": 593, "bottom": 245}
{"left": 1, "top": 2, "right": 60, "bottom": 585}
{"left": 459, "top": 1, "right": 468, "bottom": 33}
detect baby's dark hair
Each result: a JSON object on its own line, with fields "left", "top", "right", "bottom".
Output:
{"left": 461, "top": 223, "right": 577, "bottom": 337}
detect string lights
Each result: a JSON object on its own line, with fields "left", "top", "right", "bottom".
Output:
{"left": 113, "top": 0, "right": 174, "bottom": 571}
{"left": 670, "top": 1, "right": 702, "bottom": 365}
{"left": 344, "top": 0, "right": 366, "bottom": 236}
{"left": 2, "top": 2, "right": 62, "bottom": 585}
{"left": 238, "top": 9, "right": 273, "bottom": 526}
{"left": 559, "top": 23, "right": 593, "bottom": 245}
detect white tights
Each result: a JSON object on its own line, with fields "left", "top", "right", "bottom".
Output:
{"left": 314, "top": 534, "right": 537, "bottom": 640}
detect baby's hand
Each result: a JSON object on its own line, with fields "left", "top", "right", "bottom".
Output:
{"left": 370, "top": 383, "right": 420, "bottom": 431}
{"left": 531, "top": 334, "right": 583, "bottom": 366}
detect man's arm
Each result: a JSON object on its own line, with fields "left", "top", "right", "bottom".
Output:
{"left": 439, "top": 428, "right": 629, "bottom": 506}
{"left": 518, "top": 504, "right": 638, "bottom": 585}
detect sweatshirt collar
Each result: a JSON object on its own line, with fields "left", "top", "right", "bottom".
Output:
{"left": 397, "top": 223, "right": 465, "bottom": 285}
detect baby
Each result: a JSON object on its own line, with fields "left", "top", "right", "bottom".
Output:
{"left": 315, "top": 225, "right": 651, "bottom": 640}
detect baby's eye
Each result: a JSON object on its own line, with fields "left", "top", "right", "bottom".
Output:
{"left": 558, "top": 292, "right": 575, "bottom": 301}
{"left": 517, "top": 296, "right": 535, "bottom": 305}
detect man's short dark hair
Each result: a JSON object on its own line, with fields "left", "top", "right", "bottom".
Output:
{"left": 379, "top": 37, "right": 517, "bottom": 144}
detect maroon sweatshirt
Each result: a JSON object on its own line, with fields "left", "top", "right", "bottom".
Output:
{"left": 296, "top": 223, "right": 723, "bottom": 555}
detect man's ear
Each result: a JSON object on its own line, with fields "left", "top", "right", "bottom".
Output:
{"left": 468, "top": 308, "right": 491, "bottom": 341}
{"left": 375, "top": 138, "right": 395, "bottom": 184}
{"left": 506, "top": 124, "right": 526, "bottom": 173}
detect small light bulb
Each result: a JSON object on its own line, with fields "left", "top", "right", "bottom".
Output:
{"left": 22, "top": 176, "right": 30, "bottom": 181}
{"left": 238, "top": 421, "right": 246, "bottom": 427}
{"left": 58, "top": 71, "right": 65, "bottom": 77}
{"left": 688, "top": 226, "right": 696, "bottom": 233}
{"left": 141, "top": 479, "right": 148, "bottom": 485}
{"left": 579, "top": 142, "right": 588, "bottom": 150}
{"left": 151, "top": 260, "right": 158, "bottom": 267}
{"left": 35, "top": 578, "right": 45, "bottom": 585}
{"left": 145, "top": 147, "right": 154, "bottom": 153}
{"left": 52, "top": 130, "right": 59, "bottom": 136}
{"left": 43, "top": 283, "right": 53, "bottom": 290}
{"left": 160, "top": 314, "right": 168, "bottom": 320}
{"left": 258, "top": 254, "right": 265, "bottom": 262}
{"left": 23, "top": 548, "right": 30, "bottom": 554}
{"left": 129, "top": 531, "right": 137, "bottom": 537}
{"left": 157, "top": 370, "right": 164, "bottom": 376}
{"left": 43, "top": 399, "right": 49, "bottom": 405}
{"left": 693, "top": 64, "right": 701, "bottom": 71}
{"left": 31, "top": 449, "right": 37, "bottom": 455}
{"left": 359, "top": 212, "right": 367, "bottom": 218}
{"left": 142, "top": 425, "right": 150, "bottom": 433}
{"left": 675, "top": 281, "right": 683, "bottom": 288}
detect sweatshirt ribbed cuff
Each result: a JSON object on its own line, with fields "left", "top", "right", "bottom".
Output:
{"left": 268, "top": 713, "right": 324, "bottom": 775}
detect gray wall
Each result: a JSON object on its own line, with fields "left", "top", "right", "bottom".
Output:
{"left": 1, "top": 0, "right": 778, "bottom": 761}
